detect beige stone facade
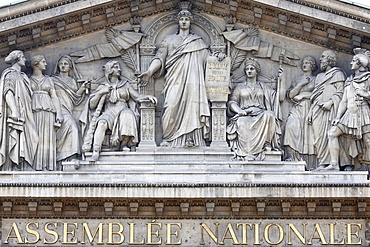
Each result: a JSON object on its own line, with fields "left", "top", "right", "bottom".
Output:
{"left": 0, "top": 0, "right": 370, "bottom": 246}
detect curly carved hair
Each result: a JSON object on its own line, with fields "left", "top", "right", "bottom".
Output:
{"left": 301, "top": 55, "right": 317, "bottom": 72}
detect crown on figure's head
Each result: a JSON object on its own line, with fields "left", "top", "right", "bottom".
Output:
{"left": 178, "top": 1, "right": 192, "bottom": 11}
{"left": 244, "top": 57, "right": 261, "bottom": 74}
{"left": 177, "top": 2, "right": 193, "bottom": 20}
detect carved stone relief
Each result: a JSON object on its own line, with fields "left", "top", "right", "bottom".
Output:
{"left": 0, "top": 1, "right": 368, "bottom": 172}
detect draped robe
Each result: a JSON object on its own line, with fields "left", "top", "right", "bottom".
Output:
{"left": 153, "top": 33, "right": 210, "bottom": 146}
{"left": 0, "top": 68, "right": 38, "bottom": 170}
{"left": 304, "top": 67, "right": 345, "bottom": 166}
{"left": 53, "top": 76, "right": 84, "bottom": 161}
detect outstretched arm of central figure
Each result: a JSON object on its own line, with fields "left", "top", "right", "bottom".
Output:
{"left": 138, "top": 59, "right": 162, "bottom": 87}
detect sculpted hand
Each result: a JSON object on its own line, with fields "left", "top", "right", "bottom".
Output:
{"left": 138, "top": 71, "right": 152, "bottom": 87}
{"left": 147, "top": 95, "right": 157, "bottom": 105}
{"left": 217, "top": 52, "right": 227, "bottom": 61}
{"left": 56, "top": 114, "right": 64, "bottom": 124}
{"left": 355, "top": 88, "right": 369, "bottom": 98}
{"left": 319, "top": 100, "right": 333, "bottom": 110}
{"left": 211, "top": 51, "right": 227, "bottom": 61}
{"left": 9, "top": 110, "right": 20, "bottom": 121}
{"left": 307, "top": 113, "right": 312, "bottom": 125}
{"left": 278, "top": 68, "right": 284, "bottom": 78}
{"left": 331, "top": 118, "right": 340, "bottom": 126}
{"left": 83, "top": 79, "right": 92, "bottom": 89}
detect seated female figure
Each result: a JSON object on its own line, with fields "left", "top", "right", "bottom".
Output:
{"left": 227, "top": 58, "right": 281, "bottom": 160}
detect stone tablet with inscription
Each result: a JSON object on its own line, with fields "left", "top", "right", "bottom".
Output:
{"left": 205, "top": 56, "right": 231, "bottom": 101}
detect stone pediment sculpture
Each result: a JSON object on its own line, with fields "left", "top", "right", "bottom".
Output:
{"left": 226, "top": 57, "right": 282, "bottom": 161}
{"left": 80, "top": 60, "right": 157, "bottom": 161}
{"left": 0, "top": 1, "right": 368, "bottom": 173}
{"left": 71, "top": 29, "right": 143, "bottom": 64}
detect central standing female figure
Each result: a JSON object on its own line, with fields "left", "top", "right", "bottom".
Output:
{"left": 227, "top": 58, "right": 281, "bottom": 160}
{"left": 139, "top": 8, "right": 210, "bottom": 147}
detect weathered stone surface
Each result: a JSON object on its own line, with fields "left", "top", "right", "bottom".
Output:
{"left": 0, "top": 1, "right": 369, "bottom": 246}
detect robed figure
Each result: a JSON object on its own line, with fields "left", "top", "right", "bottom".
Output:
{"left": 140, "top": 9, "right": 211, "bottom": 147}
{"left": 0, "top": 50, "right": 39, "bottom": 170}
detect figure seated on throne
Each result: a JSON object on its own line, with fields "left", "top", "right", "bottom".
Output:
{"left": 227, "top": 58, "right": 282, "bottom": 161}
{"left": 80, "top": 60, "right": 157, "bottom": 161}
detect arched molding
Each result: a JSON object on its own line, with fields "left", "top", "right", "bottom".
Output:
{"left": 140, "top": 11, "right": 226, "bottom": 55}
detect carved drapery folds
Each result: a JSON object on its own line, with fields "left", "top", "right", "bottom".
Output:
{"left": 0, "top": 1, "right": 369, "bottom": 172}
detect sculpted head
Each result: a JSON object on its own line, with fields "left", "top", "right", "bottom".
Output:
{"left": 31, "top": 55, "right": 47, "bottom": 73}
{"left": 103, "top": 60, "right": 121, "bottom": 80}
{"left": 244, "top": 58, "right": 261, "bottom": 78}
{"left": 320, "top": 50, "right": 337, "bottom": 71}
{"left": 351, "top": 54, "right": 369, "bottom": 71}
{"left": 177, "top": 9, "right": 193, "bottom": 21}
{"left": 177, "top": 10, "right": 192, "bottom": 31}
{"left": 301, "top": 56, "right": 317, "bottom": 73}
{"left": 5, "top": 50, "right": 25, "bottom": 66}
{"left": 54, "top": 55, "right": 81, "bottom": 79}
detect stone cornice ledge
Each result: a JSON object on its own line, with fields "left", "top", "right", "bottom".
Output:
{"left": 0, "top": 182, "right": 369, "bottom": 187}
{"left": 0, "top": 0, "right": 116, "bottom": 33}
{"left": 254, "top": 0, "right": 370, "bottom": 33}
{"left": 0, "top": 182, "right": 369, "bottom": 198}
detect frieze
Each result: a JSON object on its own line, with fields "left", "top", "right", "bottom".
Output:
{"left": 0, "top": 198, "right": 368, "bottom": 216}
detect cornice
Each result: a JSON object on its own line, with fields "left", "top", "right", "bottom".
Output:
{"left": 0, "top": 0, "right": 369, "bottom": 58}
{"left": 0, "top": 197, "right": 369, "bottom": 219}
{"left": 0, "top": 182, "right": 369, "bottom": 187}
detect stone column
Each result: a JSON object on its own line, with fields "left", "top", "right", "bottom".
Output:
{"left": 210, "top": 100, "right": 228, "bottom": 148}
{"left": 139, "top": 99, "right": 156, "bottom": 148}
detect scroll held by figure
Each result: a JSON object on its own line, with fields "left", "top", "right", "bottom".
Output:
{"left": 80, "top": 60, "right": 156, "bottom": 161}
{"left": 139, "top": 7, "right": 225, "bottom": 148}
{"left": 0, "top": 51, "right": 39, "bottom": 171}
{"left": 226, "top": 58, "right": 282, "bottom": 161}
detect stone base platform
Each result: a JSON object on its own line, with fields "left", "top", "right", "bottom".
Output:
{"left": 1, "top": 148, "right": 368, "bottom": 199}
{"left": 0, "top": 170, "right": 368, "bottom": 199}
{"left": 65, "top": 147, "right": 289, "bottom": 171}
{"left": 55, "top": 147, "right": 369, "bottom": 184}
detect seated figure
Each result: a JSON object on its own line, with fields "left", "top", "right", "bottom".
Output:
{"left": 80, "top": 60, "right": 157, "bottom": 161}
{"left": 227, "top": 58, "right": 281, "bottom": 160}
